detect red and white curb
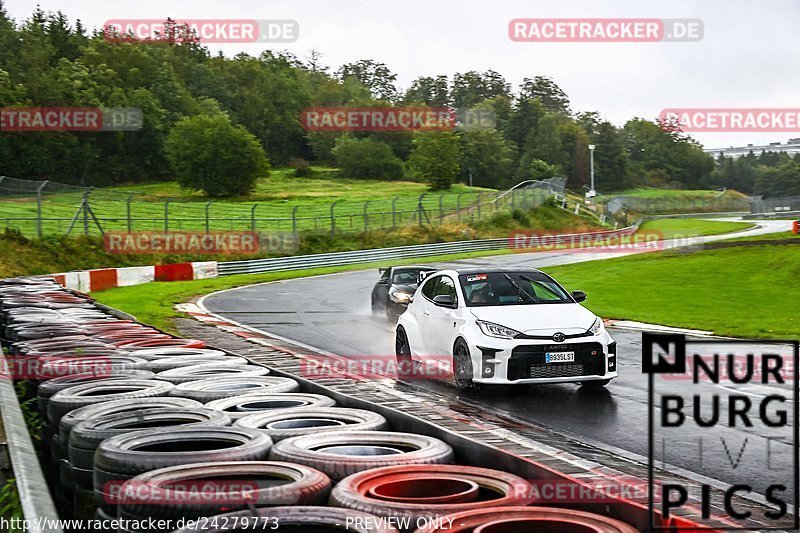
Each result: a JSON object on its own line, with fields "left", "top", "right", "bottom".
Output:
{"left": 49, "top": 261, "right": 218, "bottom": 293}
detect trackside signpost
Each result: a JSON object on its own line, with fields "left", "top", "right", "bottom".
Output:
{"left": 644, "top": 332, "right": 799, "bottom": 530}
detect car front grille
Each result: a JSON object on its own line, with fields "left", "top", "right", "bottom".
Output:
{"left": 508, "top": 342, "right": 605, "bottom": 381}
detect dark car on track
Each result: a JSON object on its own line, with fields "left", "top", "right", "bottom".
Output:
{"left": 371, "top": 266, "right": 438, "bottom": 320}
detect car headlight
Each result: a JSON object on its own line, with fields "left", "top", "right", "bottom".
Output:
{"left": 476, "top": 320, "right": 521, "bottom": 339}
{"left": 588, "top": 317, "right": 605, "bottom": 336}
{"left": 389, "top": 288, "right": 413, "bottom": 303}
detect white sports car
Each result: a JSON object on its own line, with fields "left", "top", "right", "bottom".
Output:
{"left": 395, "top": 268, "right": 617, "bottom": 390}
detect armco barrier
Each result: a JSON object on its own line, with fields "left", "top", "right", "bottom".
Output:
{"left": 217, "top": 225, "right": 638, "bottom": 276}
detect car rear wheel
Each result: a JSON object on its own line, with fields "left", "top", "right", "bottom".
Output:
{"left": 395, "top": 327, "right": 412, "bottom": 379}
{"left": 453, "top": 339, "right": 481, "bottom": 392}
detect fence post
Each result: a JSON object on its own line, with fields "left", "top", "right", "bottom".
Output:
{"left": 36, "top": 180, "right": 48, "bottom": 238}
{"left": 457, "top": 192, "right": 468, "bottom": 223}
{"left": 126, "top": 194, "right": 134, "bottom": 233}
{"left": 417, "top": 194, "right": 426, "bottom": 226}
{"left": 476, "top": 192, "right": 482, "bottom": 220}
{"left": 292, "top": 206, "right": 299, "bottom": 242}
{"left": 330, "top": 200, "right": 343, "bottom": 238}
{"left": 250, "top": 204, "right": 258, "bottom": 232}
{"left": 83, "top": 190, "right": 91, "bottom": 236}
{"left": 164, "top": 198, "right": 171, "bottom": 233}
{"left": 363, "top": 201, "right": 370, "bottom": 232}
{"left": 391, "top": 196, "right": 399, "bottom": 228}
{"left": 205, "top": 201, "right": 213, "bottom": 234}
{"left": 439, "top": 193, "right": 445, "bottom": 224}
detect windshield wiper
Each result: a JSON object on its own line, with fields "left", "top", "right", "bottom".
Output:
{"left": 519, "top": 275, "right": 568, "bottom": 302}
{"left": 503, "top": 274, "right": 536, "bottom": 303}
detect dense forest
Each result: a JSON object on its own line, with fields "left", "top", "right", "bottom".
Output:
{"left": 0, "top": 4, "right": 797, "bottom": 197}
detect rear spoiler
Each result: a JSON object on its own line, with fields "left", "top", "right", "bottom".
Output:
{"left": 378, "top": 267, "right": 389, "bottom": 274}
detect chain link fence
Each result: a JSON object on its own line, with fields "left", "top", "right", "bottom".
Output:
{"left": 749, "top": 195, "right": 800, "bottom": 214}
{"left": 0, "top": 176, "right": 568, "bottom": 239}
{"left": 599, "top": 192, "right": 750, "bottom": 216}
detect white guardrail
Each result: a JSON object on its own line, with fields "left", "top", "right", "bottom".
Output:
{"left": 217, "top": 225, "right": 639, "bottom": 276}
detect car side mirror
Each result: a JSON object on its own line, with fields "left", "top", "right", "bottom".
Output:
{"left": 571, "top": 290, "right": 587, "bottom": 303}
{"left": 432, "top": 294, "right": 456, "bottom": 308}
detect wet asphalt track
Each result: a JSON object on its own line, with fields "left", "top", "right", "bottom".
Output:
{"left": 204, "top": 220, "right": 796, "bottom": 503}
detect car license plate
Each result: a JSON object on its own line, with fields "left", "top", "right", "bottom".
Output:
{"left": 545, "top": 351, "right": 575, "bottom": 363}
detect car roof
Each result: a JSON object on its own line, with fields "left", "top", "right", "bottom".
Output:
{"left": 390, "top": 265, "right": 438, "bottom": 270}
{"left": 452, "top": 267, "right": 546, "bottom": 276}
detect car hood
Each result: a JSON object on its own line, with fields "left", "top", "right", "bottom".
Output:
{"left": 469, "top": 304, "right": 596, "bottom": 335}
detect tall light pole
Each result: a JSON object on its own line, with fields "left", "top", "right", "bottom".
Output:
{"left": 587, "top": 144, "right": 596, "bottom": 199}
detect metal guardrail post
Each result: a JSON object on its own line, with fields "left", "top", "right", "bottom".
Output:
{"left": 250, "top": 204, "right": 258, "bottom": 232}
{"left": 330, "top": 200, "right": 343, "bottom": 238}
{"left": 205, "top": 201, "right": 213, "bottom": 234}
{"left": 126, "top": 193, "right": 134, "bottom": 233}
{"left": 363, "top": 201, "right": 370, "bottom": 232}
{"left": 36, "top": 180, "right": 48, "bottom": 238}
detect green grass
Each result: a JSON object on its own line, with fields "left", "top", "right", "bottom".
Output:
{"left": 1, "top": 168, "right": 507, "bottom": 238}
{"left": 93, "top": 249, "right": 516, "bottom": 333}
{"left": 601, "top": 188, "right": 750, "bottom": 215}
{"left": 636, "top": 218, "right": 753, "bottom": 239}
{"left": 545, "top": 243, "right": 800, "bottom": 338}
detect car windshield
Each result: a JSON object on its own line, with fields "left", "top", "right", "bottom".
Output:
{"left": 458, "top": 272, "right": 572, "bottom": 306}
{"left": 392, "top": 268, "right": 431, "bottom": 285}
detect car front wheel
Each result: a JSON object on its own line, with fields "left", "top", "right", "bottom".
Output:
{"left": 395, "top": 327, "right": 412, "bottom": 380}
{"left": 453, "top": 339, "right": 481, "bottom": 392}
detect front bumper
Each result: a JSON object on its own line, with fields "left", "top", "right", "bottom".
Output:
{"left": 469, "top": 333, "right": 618, "bottom": 385}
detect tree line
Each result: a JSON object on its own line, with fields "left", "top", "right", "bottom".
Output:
{"left": 0, "top": 5, "right": 797, "bottom": 198}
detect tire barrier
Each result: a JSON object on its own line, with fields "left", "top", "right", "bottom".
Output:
{"left": 118, "top": 462, "right": 332, "bottom": 532}
{"left": 154, "top": 363, "right": 270, "bottom": 384}
{"left": 93, "top": 427, "right": 273, "bottom": 514}
{"left": 143, "top": 355, "right": 248, "bottom": 373}
{"left": 68, "top": 407, "right": 232, "bottom": 488}
{"left": 204, "top": 392, "right": 336, "bottom": 419}
{"left": 412, "top": 506, "right": 640, "bottom": 532}
{"left": 171, "top": 506, "right": 400, "bottom": 533}
{"left": 170, "top": 376, "right": 300, "bottom": 401}
{"left": 269, "top": 431, "right": 454, "bottom": 481}
{"left": 47, "top": 379, "right": 175, "bottom": 425}
{"left": 58, "top": 397, "right": 204, "bottom": 449}
{"left": 37, "top": 369, "right": 156, "bottom": 413}
{"left": 330, "top": 465, "right": 532, "bottom": 528}
{"left": 0, "top": 276, "right": 658, "bottom": 532}
{"left": 235, "top": 407, "right": 388, "bottom": 441}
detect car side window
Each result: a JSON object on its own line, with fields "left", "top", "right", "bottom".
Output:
{"left": 433, "top": 276, "right": 457, "bottom": 303}
{"left": 421, "top": 276, "right": 439, "bottom": 299}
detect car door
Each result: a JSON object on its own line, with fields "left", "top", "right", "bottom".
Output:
{"left": 407, "top": 275, "right": 438, "bottom": 354}
{"left": 424, "top": 275, "right": 458, "bottom": 356}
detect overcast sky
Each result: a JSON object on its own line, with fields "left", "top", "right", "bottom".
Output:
{"left": 6, "top": 0, "right": 799, "bottom": 148}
